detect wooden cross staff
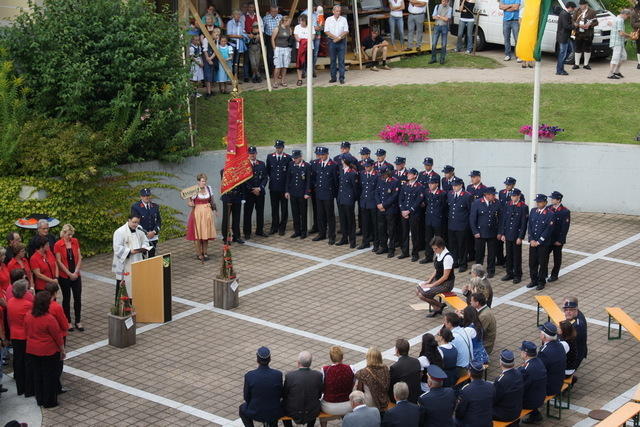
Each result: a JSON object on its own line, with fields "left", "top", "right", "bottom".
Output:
{"left": 188, "top": 1, "right": 239, "bottom": 91}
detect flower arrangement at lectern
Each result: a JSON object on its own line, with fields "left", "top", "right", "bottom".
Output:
{"left": 111, "top": 281, "right": 135, "bottom": 317}
{"left": 379, "top": 123, "right": 430, "bottom": 146}
{"left": 219, "top": 243, "right": 236, "bottom": 280}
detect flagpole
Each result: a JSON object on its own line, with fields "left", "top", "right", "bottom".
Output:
{"left": 254, "top": 0, "right": 272, "bottom": 92}
{"left": 529, "top": 60, "right": 541, "bottom": 204}
{"left": 306, "top": 0, "right": 314, "bottom": 162}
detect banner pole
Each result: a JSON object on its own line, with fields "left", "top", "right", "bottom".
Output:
{"left": 254, "top": 0, "right": 272, "bottom": 91}
{"left": 529, "top": 60, "right": 541, "bottom": 204}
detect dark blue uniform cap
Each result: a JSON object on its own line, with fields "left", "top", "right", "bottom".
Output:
{"left": 423, "top": 157, "right": 434, "bottom": 165}
{"left": 442, "top": 165, "right": 455, "bottom": 173}
{"left": 469, "top": 361, "right": 485, "bottom": 374}
{"left": 483, "top": 186, "right": 497, "bottom": 194}
{"left": 427, "top": 365, "right": 448, "bottom": 381}
{"left": 504, "top": 176, "right": 517, "bottom": 185}
{"left": 248, "top": 146, "right": 257, "bottom": 154}
{"left": 534, "top": 194, "right": 547, "bottom": 202}
{"left": 511, "top": 188, "right": 522, "bottom": 196}
{"left": 500, "top": 349, "right": 515, "bottom": 363}
{"left": 140, "top": 188, "right": 151, "bottom": 196}
{"left": 469, "top": 170, "right": 481, "bottom": 177}
{"left": 520, "top": 340, "right": 537, "bottom": 356}
{"left": 407, "top": 168, "right": 418, "bottom": 175}
{"left": 383, "top": 164, "right": 395, "bottom": 174}
{"left": 375, "top": 148, "right": 386, "bottom": 156}
{"left": 314, "top": 146, "right": 322, "bottom": 154}
{"left": 394, "top": 156, "right": 406, "bottom": 165}
{"left": 340, "top": 141, "right": 351, "bottom": 148}
{"left": 429, "top": 176, "right": 440, "bottom": 184}
{"left": 539, "top": 321, "right": 558, "bottom": 337}
{"left": 363, "top": 158, "right": 375, "bottom": 166}
{"left": 360, "top": 147, "right": 371, "bottom": 155}
{"left": 291, "top": 150, "right": 302, "bottom": 158}
{"left": 274, "top": 139, "right": 285, "bottom": 148}
{"left": 452, "top": 177, "right": 464, "bottom": 186}
{"left": 562, "top": 300, "right": 578, "bottom": 309}
{"left": 317, "top": 147, "right": 329, "bottom": 155}
{"left": 550, "top": 191, "right": 563, "bottom": 200}
{"left": 256, "top": 346, "right": 271, "bottom": 360}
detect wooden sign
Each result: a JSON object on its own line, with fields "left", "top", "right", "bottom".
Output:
{"left": 180, "top": 185, "right": 199, "bottom": 200}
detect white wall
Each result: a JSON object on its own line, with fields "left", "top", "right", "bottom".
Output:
{"left": 121, "top": 139, "right": 640, "bottom": 223}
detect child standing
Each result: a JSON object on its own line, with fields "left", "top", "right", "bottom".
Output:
{"left": 189, "top": 35, "right": 204, "bottom": 97}
{"left": 216, "top": 36, "right": 234, "bottom": 93}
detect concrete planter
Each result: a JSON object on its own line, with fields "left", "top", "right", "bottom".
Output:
{"left": 523, "top": 134, "right": 554, "bottom": 142}
{"left": 213, "top": 278, "right": 239, "bottom": 309}
{"left": 108, "top": 313, "right": 136, "bottom": 348}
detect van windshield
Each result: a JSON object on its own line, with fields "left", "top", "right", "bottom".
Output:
{"left": 561, "top": 0, "right": 607, "bottom": 13}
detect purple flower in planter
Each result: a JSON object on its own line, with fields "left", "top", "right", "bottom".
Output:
{"left": 519, "top": 124, "right": 564, "bottom": 139}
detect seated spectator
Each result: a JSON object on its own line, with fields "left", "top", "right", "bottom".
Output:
{"left": 417, "top": 333, "right": 444, "bottom": 392}
{"left": 562, "top": 297, "right": 587, "bottom": 374}
{"left": 492, "top": 350, "right": 524, "bottom": 422}
{"left": 238, "top": 346, "right": 283, "bottom": 427}
{"left": 470, "top": 292, "right": 496, "bottom": 356}
{"left": 29, "top": 236, "right": 58, "bottom": 293}
{"left": 362, "top": 27, "right": 390, "bottom": 71}
{"left": 461, "top": 264, "right": 493, "bottom": 307}
{"left": 28, "top": 219, "right": 56, "bottom": 257}
{"left": 443, "top": 312, "right": 476, "bottom": 378}
{"left": 518, "top": 341, "right": 547, "bottom": 424}
{"left": 7, "top": 279, "right": 33, "bottom": 396}
{"left": 417, "top": 236, "right": 455, "bottom": 318}
{"left": 389, "top": 338, "right": 422, "bottom": 403}
{"left": 4, "top": 231, "right": 21, "bottom": 263}
{"left": 320, "top": 346, "right": 355, "bottom": 425}
{"left": 461, "top": 305, "right": 488, "bottom": 364}
{"left": 343, "top": 390, "right": 381, "bottom": 427}
{"left": 435, "top": 328, "right": 458, "bottom": 387}
{"left": 454, "top": 362, "right": 494, "bottom": 426}
{"left": 354, "top": 347, "right": 390, "bottom": 412}
{"left": 282, "top": 351, "right": 323, "bottom": 427}
{"left": 559, "top": 320, "right": 578, "bottom": 377}
{"left": 418, "top": 365, "right": 455, "bottom": 427}
{"left": 382, "top": 382, "right": 420, "bottom": 426}
{"left": 7, "top": 243, "right": 34, "bottom": 290}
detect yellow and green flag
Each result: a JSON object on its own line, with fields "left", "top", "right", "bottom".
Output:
{"left": 515, "top": 0, "right": 553, "bottom": 61}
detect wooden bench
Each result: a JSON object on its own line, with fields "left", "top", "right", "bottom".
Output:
{"left": 595, "top": 402, "right": 640, "bottom": 427}
{"left": 633, "top": 384, "right": 640, "bottom": 403}
{"left": 429, "top": 292, "right": 468, "bottom": 312}
{"left": 279, "top": 402, "right": 397, "bottom": 422}
{"left": 535, "top": 295, "right": 565, "bottom": 327}
{"left": 606, "top": 307, "right": 640, "bottom": 342}
{"left": 493, "top": 409, "right": 534, "bottom": 427}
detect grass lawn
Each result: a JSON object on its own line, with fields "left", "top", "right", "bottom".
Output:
{"left": 393, "top": 52, "right": 503, "bottom": 69}
{"left": 194, "top": 83, "right": 640, "bottom": 150}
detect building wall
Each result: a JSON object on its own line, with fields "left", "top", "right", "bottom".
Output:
{"left": 121, "top": 139, "right": 640, "bottom": 224}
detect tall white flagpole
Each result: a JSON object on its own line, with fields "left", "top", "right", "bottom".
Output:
{"left": 529, "top": 60, "right": 541, "bottom": 204}
{"left": 306, "top": 0, "right": 314, "bottom": 162}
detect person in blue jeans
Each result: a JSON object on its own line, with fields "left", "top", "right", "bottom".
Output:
{"left": 499, "top": 0, "right": 521, "bottom": 60}
{"left": 324, "top": 5, "right": 349, "bottom": 84}
{"left": 456, "top": 0, "right": 476, "bottom": 53}
{"left": 556, "top": 3, "right": 577, "bottom": 75}
{"left": 431, "top": 0, "right": 453, "bottom": 63}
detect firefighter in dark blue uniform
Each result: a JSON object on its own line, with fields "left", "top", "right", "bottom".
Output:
{"left": 466, "top": 170, "right": 486, "bottom": 262}
{"left": 375, "top": 165, "right": 400, "bottom": 257}
{"left": 420, "top": 176, "right": 448, "bottom": 264}
{"left": 527, "top": 194, "right": 555, "bottom": 290}
{"left": 441, "top": 165, "right": 462, "bottom": 193}
{"left": 447, "top": 178, "right": 473, "bottom": 272}
{"left": 358, "top": 147, "right": 371, "bottom": 171}
{"left": 548, "top": 191, "right": 571, "bottom": 282}
{"left": 393, "top": 156, "right": 408, "bottom": 182}
{"left": 469, "top": 187, "right": 502, "bottom": 278}
{"left": 498, "top": 189, "right": 528, "bottom": 284}
{"left": 518, "top": 341, "right": 547, "bottom": 424}
{"left": 417, "top": 157, "right": 441, "bottom": 188}
{"left": 131, "top": 188, "right": 161, "bottom": 257}
{"left": 358, "top": 158, "right": 378, "bottom": 250}
{"left": 265, "top": 140, "right": 291, "bottom": 235}
{"left": 308, "top": 147, "right": 323, "bottom": 234}
{"left": 374, "top": 148, "right": 392, "bottom": 172}
{"left": 398, "top": 168, "right": 425, "bottom": 261}
{"left": 333, "top": 141, "right": 352, "bottom": 163}
{"left": 418, "top": 365, "right": 456, "bottom": 427}
{"left": 311, "top": 147, "right": 339, "bottom": 245}
{"left": 243, "top": 146, "right": 269, "bottom": 239}
{"left": 454, "top": 362, "right": 494, "bottom": 427}
{"left": 562, "top": 298, "right": 588, "bottom": 371}
{"left": 530, "top": 322, "right": 566, "bottom": 423}
{"left": 336, "top": 155, "right": 359, "bottom": 248}
{"left": 497, "top": 177, "right": 525, "bottom": 265}
{"left": 220, "top": 169, "right": 246, "bottom": 244}
{"left": 492, "top": 350, "right": 524, "bottom": 422}
{"left": 285, "top": 150, "right": 311, "bottom": 239}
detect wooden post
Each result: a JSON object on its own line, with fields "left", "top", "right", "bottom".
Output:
{"left": 178, "top": 0, "right": 195, "bottom": 147}
{"left": 289, "top": 0, "right": 300, "bottom": 21}
{"left": 426, "top": 0, "right": 433, "bottom": 53}
{"left": 213, "top": 278, "right": 240, "bottom": 309}
{"left": 108, "top": 313, "right": 136, "bottom": 348}
{"left": 254, "top": 0, "right": 272, "bottom": 91}
{"left": 352, "top": 0, "right": 363, "bottom": 70}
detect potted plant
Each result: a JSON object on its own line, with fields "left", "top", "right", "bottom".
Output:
{"left": 108, "top": 281, "right": 136, "bottom": 348}
{"left": 379, "top": 123, "right": 430, "bottom": 146}
{"left": 212, "top": 241, "right": 239, "bottom": 309}
{"left": 519, "top": 124, "right": 564, "bottom": 141}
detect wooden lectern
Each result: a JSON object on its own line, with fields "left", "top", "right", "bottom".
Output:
{"left": 131, "top": 254, "right": 172, "bottom": 323}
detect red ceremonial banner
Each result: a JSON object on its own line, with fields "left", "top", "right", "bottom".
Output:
{"left": 221, "top": 98, "right": 253, "bottom": 195}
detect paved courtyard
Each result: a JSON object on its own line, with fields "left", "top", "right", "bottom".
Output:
{"left": 4, "top": 212, "right": 639, "bottom": 426}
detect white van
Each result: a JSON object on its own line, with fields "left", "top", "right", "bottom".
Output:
{"left": 450, "top": 0, "right": 616, "bottom": 57}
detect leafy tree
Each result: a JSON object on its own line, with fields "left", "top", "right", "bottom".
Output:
{"left": 0, "top": 48, "right": 28, "bottom": 166}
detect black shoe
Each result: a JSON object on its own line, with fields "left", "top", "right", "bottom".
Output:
{"left": 419, "top": 258, "right": 431, "bottom": 264}
{"left": 68, "top": 325, "right": 75, "bottom": 332}
{"left": 339, "top": 79, "right": 345, "bottom": 84}
{"left": 0, "top": 386, "right": 8, "bottom": 393}
{"left": 328, "top": 239, "right": 336, "bottom": 245}
{"left": 614, "top": 72, "right": 624, "bottom": 78}
{"left": 458, "top": 266, "right": 467, "bottom": 273}
{"left": 556, "top": 71, "right": 569, "bottom": 75}
{"left": 255, "top": 231, "right": 268, "bottom": 237}
{"left": 495, "top": 261, "right": 505, "bottom": 266}
{"left": 572, "top": 65, "right": 579, "bottom": 70}
{"left": 244, "top": 77, "right": 250, "bottom": 83}
{"left": 547, "top": 275, "right": 558, "bottom": 282}
{"left": 312, "top": 235, "right": 326, "bottom": 241}
{"left": 521, "top": 412, "right": 543, "bottom": 424}
{"left": 290, "top": 233, "right": 301, "bottom": 238}
{"left": 426, "top": 303, "right": 447, "bottom": 318}
{"left": 335, "top": 240, "right": 348, "bottom": 246}
{"left": 411, "top": 255, "right": 419, "bottom": 262}
{"left": 397, "top": 253, "right": 409, "bottom": 259}
{"left": 244, "top": 234, "right": 251, "bottom": 240}
{"left": 637, "top": 63, "right": 640, "bottom": 69}
{"left": 429, "top": 58, "right": 437, "bottom": 64}
{"left": 583, "top": 64, "right": 591, "bottom": 70}
{"left": 372, "top": 246, "right": 379, "bottom": 252}
{"left": 357, "top": 243, "right": 370, "bottom": 250}
{"left": 278, "top": 230, "right": 285, "bottom": 236}
{"left": 308, "top": 227, "right": 318, "bottom": 234}
{"left": 376, "top": 248, "right": 388, "bottom": 255}
{"left": 329, "top": 78, "right": 337, "bottom": 83}
{"left": 75, "top": 323, "right": 85, "bottom": 332}
{"left": 439, "top": 57, "right": 445, "bottom": 64}
{"left": 607, "top": 74, "right": 621, "bottom": 79}
{"left": 513, "top": 277, "right": 522, "bottom": 284}
{"left": 387, "top": 250, "right": 395, "bottom": 258}
{"left": 350, "top": 242, "right": 357, "bottom": 249}
{"left": 269, "top": 229, "right": 277, "bottom": 235}
{"left": 526, "top": 282, "right": 537, "bottom": 288}
{"left": 233, "top": 238, "right": 245, "bottom": 244}
{"left": 500, "top": 274, "right": 513, "bottom": 281}
{"left": 536, "top": 283, "right": 546, "bottom": 291}
{"left": 300, "top": 233, "right": 307, "bottom": 239}
{"left": 58, "top": 387, "right": 69, "bottom": 394}
{"left": 487, "top": 272, "right": 495, "bottom": 279}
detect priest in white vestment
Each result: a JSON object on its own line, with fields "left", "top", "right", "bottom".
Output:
{"left": 112, "top": 215, "right": 153, "bottom": 296}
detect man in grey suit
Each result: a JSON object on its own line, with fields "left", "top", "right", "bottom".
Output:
{"left": 343, "top": 390, "right": 381, "bottom": 427}
{"left": 282, "top": 351, "right": 323, "bottom": 427}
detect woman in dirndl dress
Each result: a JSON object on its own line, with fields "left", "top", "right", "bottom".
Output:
{"left": 186, "top": 173, "right": 217, "bottom": 261}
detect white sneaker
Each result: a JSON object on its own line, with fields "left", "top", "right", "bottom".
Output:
{"left": 516, "top": 58, "right": 523, "bottom": 63}
{"left": 195, "top": 93, "right": 202, "bottom": 98}
{"left": 504, "top": 56, "right": 511, "bottom": 61}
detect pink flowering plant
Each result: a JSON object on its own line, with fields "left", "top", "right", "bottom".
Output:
{"left": 379, "top": 123, "right": 430, "bottom": 146}
{"left": 519, "top": 124, "right": 564, "bottom": 139}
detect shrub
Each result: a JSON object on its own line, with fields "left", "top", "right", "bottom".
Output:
{"left": 0, "top": 50, "right": 28, "bottom": 166}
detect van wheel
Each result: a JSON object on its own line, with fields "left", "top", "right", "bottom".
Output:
{"left": 474, "top": 28, "right": 487, "bottom": 51}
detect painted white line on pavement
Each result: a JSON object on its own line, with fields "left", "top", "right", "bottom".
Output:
{"left": 572, "top": 383, "right": 640, "bottom": 427}
{"left": 64, "top": 366, "right": 233, "bottom": 426}
{"left": 600, "top": 256, "right": 640, "bottom": 268}
{"left": 82, "top": 270, "right": 114, "bottom": 284}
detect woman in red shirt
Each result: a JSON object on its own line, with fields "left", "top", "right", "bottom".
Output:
{"left": 25, "top": 291, "right": 65, "bottom": 408}
{"left": 45, "top": 282, "right": 68, "bottom": 394}
{"left": 7, "top": 279, "right": 33, "bottom": 396}
{"left": 7, "top": 242, "right": 34, "bottom": 291}
{"left": 54, "top": 224, "right": 83, "bottom": 331}
{"left": 320, "top": 346, "right": 355, "bottom": 424}
{"left": 29, "top": 236, "right": 58, "bottom": 292}
{"left": 0, "top": 247, "right": 10, "bottom": 295}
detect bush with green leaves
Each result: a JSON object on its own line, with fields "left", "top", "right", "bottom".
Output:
{"left": 2, "top": 0, "right": 193, "bottom": 164}
{"left": 0, "top": 49, "right": 28, "bottom": 167}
